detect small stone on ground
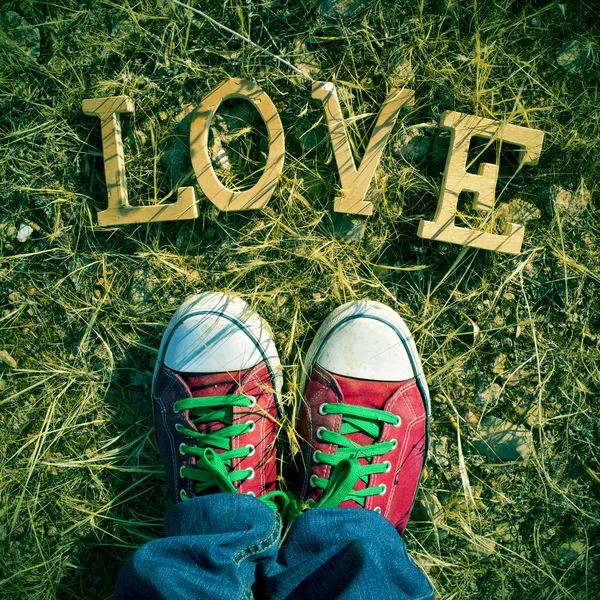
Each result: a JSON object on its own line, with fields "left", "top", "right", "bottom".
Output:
{"left": 474, "top": 381, "right": 502, "bottom": 411}
{"left": 431, "top": 133, "right": 450, "bottom": 163}
{"left": 330, "top": 213, "right": 366, "bottom": 243}
{"left": 294, "top": 40, "right": 321, "bottom": 80}
{"left": 501, "top": 198, "right": 541, "bottom": 225}
{"left": 0, "top": 350, "right": 17, "bottom": 369}
{"left": 0, "top": 221, "right": 17, "bottom": 245}
{"left": 128, "top": 268, "right": 156, "bottom": 306}
{"left": 473, "top": 416, "right": 533, "bottom": 462}
{"left": 539, "top": 182, "right": 591, "bottom": 219}
{"left": 388, "top": 55, "right": 414, "bottom": 87}
{"left": 162, "top": 140, "right": 189, "bottom": 187}
{"left": 176, "top": 225, "right": 194, "bottom": 249}
{"left": 393, "top": 130, "right": 432, "bottom": 163}
{"left": 16, "top": 223, "right": 34, "bottom": 243}
{"left": 557, "top": 39, "right": 591, "bottom": 72}
{"left": 557, "top": 540, "right": 586, "bottom": 564}
{"left": 420, "top": 491, "right": 448, "bottom": 542}
{"left": 431, "top": 436, "right": 450, "bottom": 469}
{"left": 468, "top": 536, "right": 496, "bottom": 558}
{"left": 420, "top": 492, "right": 444, "bottom": 523}
{"left": 539, "top": 183, "right": 571, "bottom": 219}
{"left": 321, "top": 0, "right": 364, "bottom": 19}
{"left": 2, "top": 12, "right": 41, "bottom": 59}
{"left": 295, "top": 115, "right": 327, "bottom": 153}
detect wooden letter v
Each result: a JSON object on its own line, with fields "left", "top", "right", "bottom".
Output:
{"left": 312, "top": 81, "right": 414, "bottom": 215}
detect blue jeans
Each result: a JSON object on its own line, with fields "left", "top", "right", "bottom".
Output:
{"left": 115, "top": 494, "right": 434, "bottom": 600}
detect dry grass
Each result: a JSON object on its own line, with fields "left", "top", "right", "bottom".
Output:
{"left": 1, "top": 0, "right": 599, "bottom": 598}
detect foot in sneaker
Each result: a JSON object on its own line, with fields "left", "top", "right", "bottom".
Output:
{"left": 298, "top": 300, "right": 430, "bottom": 535}
{"left": 151, "top": 292, "right": 287, "bottom": 511}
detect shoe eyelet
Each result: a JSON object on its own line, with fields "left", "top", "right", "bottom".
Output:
{"left": 374, "top": 506, "right": 382, "bottom": 514}
{"left": 246, "top": 467, "right": 255, "bottom": 480}
{"left": 179, "top": 466, "right": 185, "bottom": 478}
{"left": 390, "top": 439, "right": 398, "bottom": 450}
{"left": 179, "top": 443, "right": 186, "bottom": 456}
{"left": 175, "top": 423, "right": 183, "bottom": 433}
{"left": 246, "top": 491, "right": 256, "bottom": 497}
{"left": 312, "top": 450, "right": 321, "bottom": 464}
{"left": 246, "top": 444, "right": 256, "bottom": 456}
{"left": 318, "top": 403, "right": 328, "bottom": 416}
{"left": 316, "top": 426, "right": 326, "bottom": 440}
{"left": 246, "top": 420, "right": 256, "bottom": 433}
{"left": 393, "top": 416, "right": 402, "bottom": 428}
{"left": 383, "top": 460, "right": 392, "bottom": 473}
{"left": 247, "top": 395, "right": 257, "bottom": 407}
{"left": 173, "top": 403, "right": 180, "bottom": 414}
{"left": 179, "top": 489, "right": 187, "bottom": 501}
{"left": 378, "top": 484, "right": 387, "bottom": 496}
{"left": 309, "top": 474, "right": 318, "bottom": 488}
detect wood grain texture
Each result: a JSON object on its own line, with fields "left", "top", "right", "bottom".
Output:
{"left": 82, "top": 96, "right": 198, "bottom": 226}
{"left": 418, "top": 111, "right": 545, "bottom": 254}
{"left": 312, "top": 82, "right": 415, "bottom": 215}
{"left": 189, "top": 78, "right": 285, "bottom": 211}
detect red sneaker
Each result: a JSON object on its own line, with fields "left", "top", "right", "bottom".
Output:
{"left": 151, "top": 292, "right": 285, "bottom": 510}
{"left": 298, "top": 300, "right": 430, "bottom": 535}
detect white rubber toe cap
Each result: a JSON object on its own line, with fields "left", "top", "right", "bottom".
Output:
{"left": 305, "top": 300, "right": 423, "bottom": 382}
{"left": 153, "top": 292, "right": 282, "bottom": 393}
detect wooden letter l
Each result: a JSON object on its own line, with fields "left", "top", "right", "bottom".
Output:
{"left": 82, "top": 96, "right": 198, "bottom": 226}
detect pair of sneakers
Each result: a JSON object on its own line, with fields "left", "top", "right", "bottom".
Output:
{"left": 151, "top": 292, "right": 430, "bottom": 535}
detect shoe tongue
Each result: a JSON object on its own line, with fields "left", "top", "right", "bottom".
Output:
{"left": 179, "top": 370, "right": 248, "bottom": 398}
{"left": 331, "top": 371, "right": 403, "bottom": 410}
{"left": 175, "top": 370, "right": 252, "bottom": 437}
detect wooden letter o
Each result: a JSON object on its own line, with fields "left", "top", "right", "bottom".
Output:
{"left": 190, "top": 78, "right": 285, "bottom": 211}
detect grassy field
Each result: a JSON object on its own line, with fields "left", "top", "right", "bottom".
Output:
{"left": 1, "top": 0, "right": 599, "bottom": 598}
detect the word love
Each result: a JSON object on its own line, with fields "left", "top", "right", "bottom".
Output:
{"left": 83, "top": 78, "right": 544, "bottom": 254}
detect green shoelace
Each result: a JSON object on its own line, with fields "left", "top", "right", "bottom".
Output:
{"left": 174, "top": 394, "right": 293, "bottom": 516}
{"left": 310, "top": 402, "right": 401, "bottom": 508}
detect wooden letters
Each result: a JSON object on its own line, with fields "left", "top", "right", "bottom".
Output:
{"left": 83, "top": 79, "right": 545, "bottom": 254}
{"left": 190, "top": 78, "right": 285, "bottom": 211}
{"left": 82, "top": 97, "right": 198, "bottom": 226}
{"left": 417, "top": 111, "right": 545, "bottom": 255}
{"left": 312, "top": 82, "right": 414, "bottom": 215}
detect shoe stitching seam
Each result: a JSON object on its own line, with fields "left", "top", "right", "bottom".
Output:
{"left": 300, "top": 397, "right": 312, "bottom": 499}
{"left": 370, "top": 385, "right": 415, "bottom": 512}
{"left": 239, "top": 366, "right": 274, "bottom": 495}
{"left": 386, "top": 415, "right": 421, "bottom": 515}
{"left": 257, "top": 377, "right": 266, "bottom": 494}
{"left": 385, "top": 389, "right": 426, "bottom": 516}
{"left": 157, "top": 373, "right": 179, "bottom": 497}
